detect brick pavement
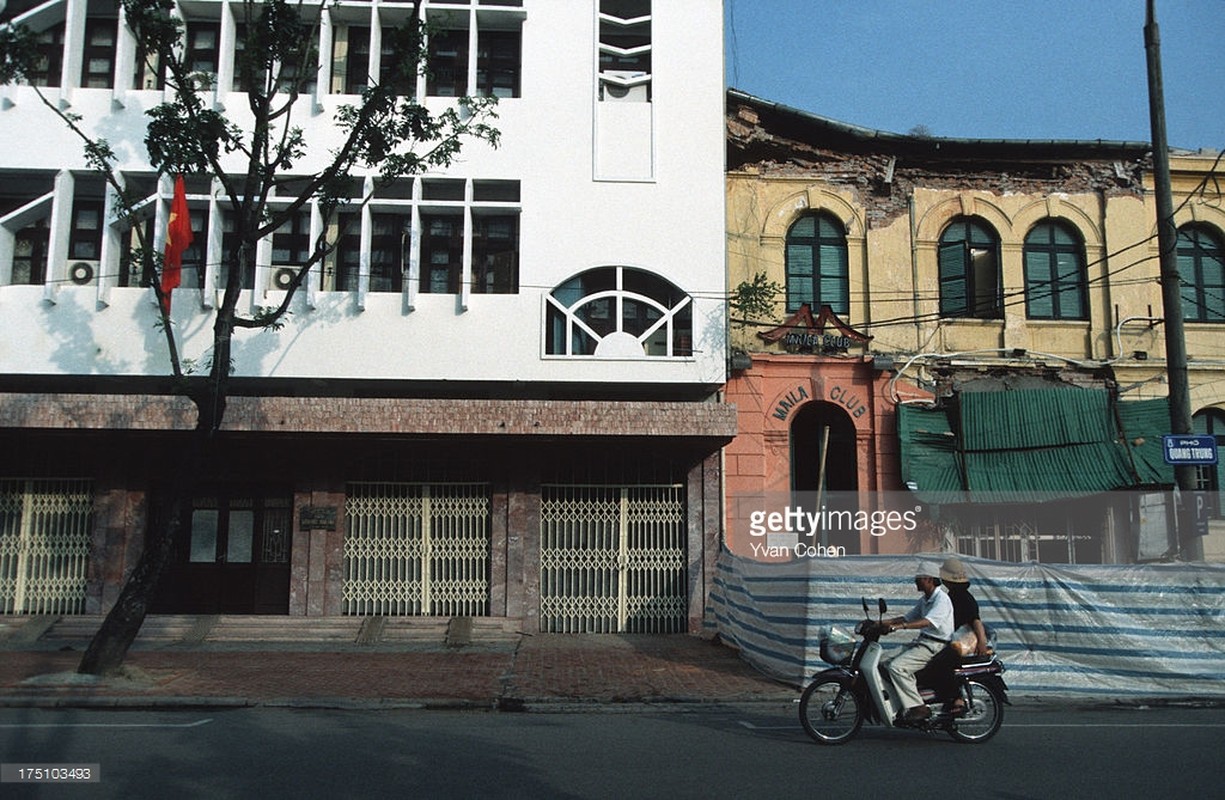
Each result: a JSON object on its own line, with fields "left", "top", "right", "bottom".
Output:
{"left": 507, "top": 635, "right": 793, "bottom": 704}
{"left": 0, "top": 627, "right": 796, "bottom": 709}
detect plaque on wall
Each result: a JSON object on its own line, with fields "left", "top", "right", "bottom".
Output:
{"left": 299, "top": 505, "right": 338, "bottom": 531}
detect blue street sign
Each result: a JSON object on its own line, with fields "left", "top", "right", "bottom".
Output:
{"left": 1162, "top": 434, "right": 1219, "bottom": 465}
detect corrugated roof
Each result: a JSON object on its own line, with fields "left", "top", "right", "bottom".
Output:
{"left": 1116, "top": 397, "right": 1176, "bottom": 486}
{"left": 897, "top": 403, "right": 966, "bottom": 497}
{"left": 899, "top": 388, "right": 1174, "bottom": 503}
{"left": 959, "top": 388, "right": 1115, "bottom": 451}
{"left": 963, "top": 444, "right": 1134, "bottom": 495}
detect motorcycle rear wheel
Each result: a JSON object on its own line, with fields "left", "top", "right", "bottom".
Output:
{"left": 799, "top": 679, "right": 864, "bottom": 745}
{"left": 947, "top": 678, "right": 1004, "bottom": 743}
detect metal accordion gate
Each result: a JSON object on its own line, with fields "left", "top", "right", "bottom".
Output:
{"left": 0, "top": 479, "right": 93, "bottom": 615}
{"left": 343, "top": 482, "right": 490, "bottom": 616}
{"left": 539, "top": 484, "right": 687, "bottom": 633}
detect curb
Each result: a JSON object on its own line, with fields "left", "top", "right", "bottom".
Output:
{"left": 0, "top": 693, "right": 800, "bottom": 712}
{"left": 0, "top": 695, "right": 490, "bottom": 711}
{"left": 2, "top": 693, "right": 1222, "bottom": 712}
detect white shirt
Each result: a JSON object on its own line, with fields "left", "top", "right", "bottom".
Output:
{"left": 902, "top": 585, "right": 954, "bottom": 642}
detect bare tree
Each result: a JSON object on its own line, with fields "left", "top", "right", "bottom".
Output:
{"left": 1, "top": 0, "right": 499, "bottom": 674}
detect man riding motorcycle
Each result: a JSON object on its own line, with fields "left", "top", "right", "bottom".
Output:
{"left": 881, "top": 563, "right": 954, "bottom": 722}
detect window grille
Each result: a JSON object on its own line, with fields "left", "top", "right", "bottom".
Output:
{"left": 0, "top": 479, "right": 93, "bottom": 615}
{"left": 540, "top": 484, "right": 686, "bottom": 633}
{"left": 343, "top": 483, "right": 490, "bottom": 616}
{"left": 949, "top": 509, "right": 1100, "bottom": 565}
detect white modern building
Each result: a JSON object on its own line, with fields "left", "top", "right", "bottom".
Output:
{"left": 0, "top": 0, "right": 733, "bottom": 633}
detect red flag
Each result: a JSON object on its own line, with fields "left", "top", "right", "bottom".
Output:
{"left": 160, "top": 174, "right": 193, "bottom": 313}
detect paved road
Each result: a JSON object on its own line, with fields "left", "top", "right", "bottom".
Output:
{"left": 1, "top": 704, "right": 1222, "bottom": 798}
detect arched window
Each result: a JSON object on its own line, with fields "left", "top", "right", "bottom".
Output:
{"left": 938, "top": 217, "right": 1001, "bottom": 319}
{"left": 1194, "top": 409, "right": 1225, "bottom": 519}
{"left": 1178, "top": 224, "right": 1225, "bottom": 323}
{"left": 785, "top": 212, "right": 848, "bottom": 315}
{"left": 546, "top": 266, "right": 692, "bottom": 357}
{"left": 1024, "top": 219, "right": 1088, "bottom": 320}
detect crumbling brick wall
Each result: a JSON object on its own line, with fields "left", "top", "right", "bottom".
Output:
{"left": 727, "top": 99, "right": 1149, "bottom": 230}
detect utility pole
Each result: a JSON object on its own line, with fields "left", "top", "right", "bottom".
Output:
{"left": 1144, "top": 0, "right": 1202, "bottom": 559}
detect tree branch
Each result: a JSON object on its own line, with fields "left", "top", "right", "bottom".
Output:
{"left": 29, "top": 86, "right": 185, "bottom": 379}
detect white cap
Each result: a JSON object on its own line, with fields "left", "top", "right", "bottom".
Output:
{"left": 915, "top": 562, "right": 941, "bottom": 579}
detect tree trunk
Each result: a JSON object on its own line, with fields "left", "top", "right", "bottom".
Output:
{"left": 77, "top": 420, "right": 207, "bottom": 676}
{"left": 78, "top": 264, "right": 238, "bottom": 675}
{"left": 76, "top": 494, "right": 187, "bottom": 675}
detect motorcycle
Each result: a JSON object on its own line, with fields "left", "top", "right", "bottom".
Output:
{"left": 799, "top": 598, "right": 1009, "bottom": 744}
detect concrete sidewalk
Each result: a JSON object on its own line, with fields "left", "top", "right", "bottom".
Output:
{"left": 0, "top": 616, "right": 797, "bottom": 710}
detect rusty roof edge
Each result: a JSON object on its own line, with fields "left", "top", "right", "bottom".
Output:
{"left": 728, "top": 88, "right": 1154, "bottom": 158}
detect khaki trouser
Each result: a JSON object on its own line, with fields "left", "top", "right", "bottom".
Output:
{"left": 885, "top": 637, "right": 945, "bottom": 712}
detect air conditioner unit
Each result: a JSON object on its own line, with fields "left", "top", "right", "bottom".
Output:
{"left": 272, "top": 267, "right": 298, "bottom": 290}
{"left": 602, "top": 81, "right": 648, "bottom": 103}
{"left": 68, "top": 261, "right": 99, "bottom": 286}
{"left": 601, "top": 69, "right": 649, "bottom": 101}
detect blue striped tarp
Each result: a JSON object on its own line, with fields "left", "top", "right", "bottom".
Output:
{"left": 707, "top": 553, "right": 1225, "bottom": 698}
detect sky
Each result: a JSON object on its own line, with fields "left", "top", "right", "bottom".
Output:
{"left": 724, "top": 0, "right": 1224, "bottom": 152}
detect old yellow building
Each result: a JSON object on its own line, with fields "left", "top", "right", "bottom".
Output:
{"left": 724, "top": 90, "right": 1224, "bottom": 564}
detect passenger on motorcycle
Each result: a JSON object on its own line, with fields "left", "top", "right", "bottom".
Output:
{"left": 882, "top": 563, "right": 954, "bottom": 722}
{"left": 927, "top": 557, "right": 990, "bottom": 715}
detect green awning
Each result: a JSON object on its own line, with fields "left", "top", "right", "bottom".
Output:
{"left": 897, "top": 403, "right": 965, "bottom": 495}
{"left": 1116, "top": 397, "right": 1177, "bottom": 485}
{"left": 899, "top": 388, "right": 1175, "bottom": 503}
{"left": 959, "top": 388, "right": 1116, "bottom": 450}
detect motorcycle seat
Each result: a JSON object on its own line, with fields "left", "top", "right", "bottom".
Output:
{"left": 954, "top": 656, "right": 1003, "bottom": 676}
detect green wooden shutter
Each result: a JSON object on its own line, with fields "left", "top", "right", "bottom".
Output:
{"left": 939, "top": 241, "right": 968, "bottom": 317}
{"left": 1025, "top": 250, "right": 1054, "bottom": 319}
{"left": 818, "top": 243, "right": 849, "bottom": 315}
{"left": 787, "top": 243, "right": 814, "bottom": 310}
{"left": 1055, "top": 251, "right": 1085, "bottom": 320}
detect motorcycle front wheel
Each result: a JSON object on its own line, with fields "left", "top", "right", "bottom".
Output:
{"left": 799, "top": 679, "right": 863, "bottom": 745}
{"left": 947, "top": 678, "right": 1005, "bottom": 743}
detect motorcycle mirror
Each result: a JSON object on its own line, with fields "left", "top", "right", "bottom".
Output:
{"left": 878, "top": 598, "right": 888, "bottom": 618}
{"left": 861, "top": 597, "right": 869, "bottom": 617}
